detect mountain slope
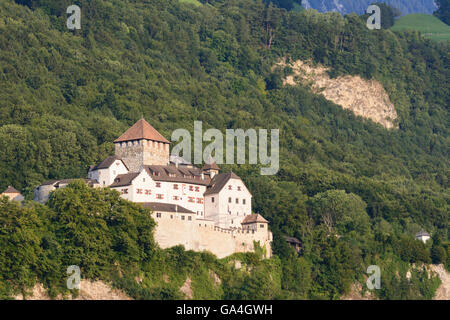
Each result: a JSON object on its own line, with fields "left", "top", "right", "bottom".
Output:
{"left": 392, "top": 14, "right": 450, "bottom": 41}
{"left": 302, "top": 0, "right": 437, "bottom": 15}
{"left": 0, "top": 0, "right": 448, "bottom": 300}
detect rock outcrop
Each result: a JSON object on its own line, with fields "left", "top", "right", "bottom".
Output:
{"left": 276, "top": 59, "right": 398, "bottom": 129}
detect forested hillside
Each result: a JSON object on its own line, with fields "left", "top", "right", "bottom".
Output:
{"left": 0, "top": 0, "right": 448, "bottom": 299}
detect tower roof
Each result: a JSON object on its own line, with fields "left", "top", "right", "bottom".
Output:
{"left": 202, "top": 161, "right": 220, "bottom": 171}
{"left": 2, "top": 186, "right": 21, "bottom": 194}
{"left": 241, "top": 214, "right": 269, "bottom": 225}
{"left": 114, "top": 118, "right": 170, "bottom": 144}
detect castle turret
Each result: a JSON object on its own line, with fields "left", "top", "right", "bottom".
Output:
{"left": 114, "top": 118, "right": 170, "bottom": 172}
{"left": 202, "top": 159, "right": 220, "bottom": 178}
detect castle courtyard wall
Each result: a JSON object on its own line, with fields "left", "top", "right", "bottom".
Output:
{"left": 152, "top": 213, "right": 272, "bottom": 259}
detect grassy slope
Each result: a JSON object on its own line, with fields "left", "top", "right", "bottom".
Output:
{"left": 391, "top": 14, "right": 450, "bottom": 42}
{"left": 179, "top": 0, "right": 202, "bottom": 7}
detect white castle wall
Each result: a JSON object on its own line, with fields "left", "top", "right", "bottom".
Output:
{"left": 88, "top": 160, "right": 128, "bottom": 187}
{"left": 205, "top": 177, "right": 252, "bottom": 228}
{"left": 152, "top": 211, "right": 272, "bottom": 259}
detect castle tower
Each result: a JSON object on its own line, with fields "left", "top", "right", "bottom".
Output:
{"left": 202, "top": 158, "right": 220, "bottom": 178}
{"left": 114, "top": 118, "right": 170, "bottom": 172}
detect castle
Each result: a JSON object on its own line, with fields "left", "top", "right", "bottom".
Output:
{"left": 34, "top": 119, "right": 272, "bottom": 258}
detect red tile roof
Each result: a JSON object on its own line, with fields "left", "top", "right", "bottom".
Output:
{"left": 241, "top": 214, "right": 268, "bottom": 225}
{"left": 2, "top": 186, "right": 21, "bottom": 194}
{"left": 114, "top": 118, "right": 170, "bottom": 144}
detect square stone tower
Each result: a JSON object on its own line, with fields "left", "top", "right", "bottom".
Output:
{"left": 114, "top": 118, "right": 170, "bottom": 172}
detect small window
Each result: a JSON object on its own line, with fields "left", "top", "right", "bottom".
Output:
{"left": 170, "top": 215, "right": 173, "bottom": 219}
{"left": 211, "top": 197, "right": 215, "bottom": 203}
{"left": 195, "top": 186, "right": 199, "bottom": 192}
{"left": 228, "top": 185, "right": 232, "bottom": 190}
{"left": 260, "top": 224, "right": 265, "bottom": 228}
{"left": 156, "top": 213, "right": 162, "bottom": 218}
{"left": 156, "top": 182, "right": 161, "bottom": 188}
{"left": 188, "top": 216, "right": 192, "bottom": 221}
{"left": 143, "top": 178, "right": 145, "bottom": 182}
{"left": 189, "top": 186, "right": 194, "bottom": 191}
{"left": 156, "top": 194, "right": 164, "bottom": 199}
{"left": 243, "top": 199, "right": 246, "bottom": 205}
{"left": 228, "top": 197, "right": 232, "bottom": 203}
{"left": 181, "top": 216, "right": 185, "bottom": 220}
{"left": 173, "top": 184, "right": 179, "bottom": 190}
{"left": 237, "top": 186, "right": 241, "bottom": 191}
{"left": 235, "top": 198, "right": 239, "bottom": 204}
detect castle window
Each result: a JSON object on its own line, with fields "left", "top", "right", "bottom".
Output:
{"left": 211, "top": 197, "right": 215, "bottom": 203}
{"left": 170, "top": 215, "right": 173, "bottom": 219}
{"left": 195, "top": 186, "right": 199, "bottom": 192}
{"left": 228, "top": 185, "right": 232, "bottom": 190}
{"left": 188, "top": 197, "right": 195, "bottom": 203}
{"left": 260, "top": 224, "right": 265, "bottom": 228}
{"left": 236, "top": 198, "right": 239, "bottom": 204}
{"left": 156, "top": 213, "right": 161, "bottom": 218}
{"left": 173, "top": 184, "right": 178, "bottom": 190}
{"left": 137, "top": 189, "right": 143, "bottom": 194}
{"left": 237, "top": 186, "right": 241, "bottom": 191}
{"left": 123, "top": 189, "right": 128, "bottom": 194}
{"left": 188, "top": 216, "right": 192, "bottom": 221}
{"left": 156, "top": 194, "right": 164, "bottom": 199}
{"left": 181, "top": 216, "right": 185, "bottom": 220}
{"left": 173, "top": 196, "right": 179, "bottom": 201}
{"left": 197, "top": 198, "right": 203, "bottom": 204}
{"left": 243, "top": 199, "right": 246, "bottom": 205}
{"left": 228, "top": 197, "right": 232, "bottom": 203}
{"left": 156, "top": 182, "right": 161, "bottom": 188}
{"left": 189, "top": 186, "right": 193, "bottom": 191}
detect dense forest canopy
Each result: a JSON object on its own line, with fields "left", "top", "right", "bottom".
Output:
{"left": 0, "top": 0, "right": 448, "bottom": 299}
{"left": 434, "top": 0, "right": 450, "bottom": 24}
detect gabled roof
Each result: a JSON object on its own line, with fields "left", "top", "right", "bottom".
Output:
{"left": 114, "top": 118, "right": 170, "bottom": 144}
{"left": 415, "top": 229, "right": 430, "bottom": 237}
{"left": 143, "top": 165, "right": 211, "bottom": 186}
{"left": 109, "top": 172, "right": 140, "bottom": 187}
{"left": 202, "top": 161, "right": 220, "bottom": 171}
{"left": 284, "top": 236, "right": 301, "bottom": 244}
{"left": 204, "top": 172, "right": 241, "bottom": 195}
{"left": 140, "top": 202, "right": 194, "bottom": 214}
{"left": 91, "top": 155, "right": 128, "bottom": 171}
{"left": 241, "top": 214, "right": 268, "bottom": 225}
{"left": 2, "top": 186, "right": 21, "bottom": 194}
